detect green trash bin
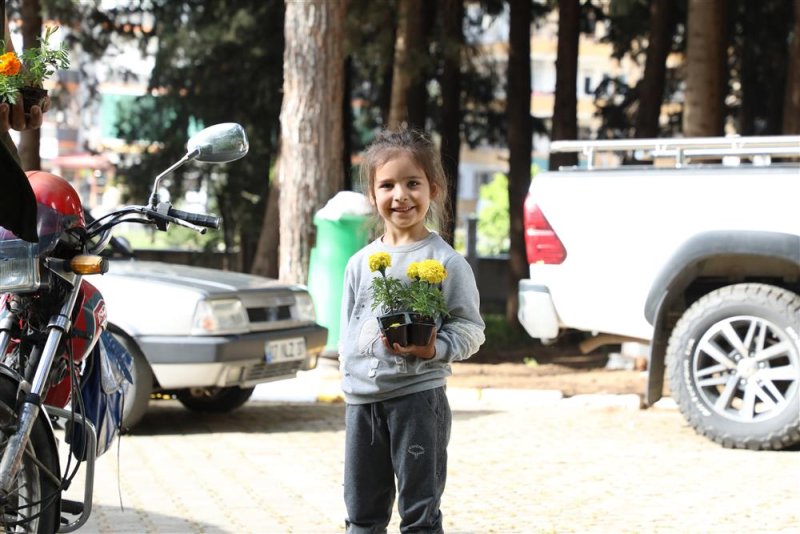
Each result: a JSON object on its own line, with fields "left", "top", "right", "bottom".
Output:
{"left": 308, "top": 211, "right": 370, "bottom": 357}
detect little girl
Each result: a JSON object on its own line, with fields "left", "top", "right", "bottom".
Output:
{"left": 339, "top": 129, "right": 485, "bottom": 533}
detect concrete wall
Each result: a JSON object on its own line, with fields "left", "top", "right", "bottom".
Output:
{"left": 474, "top": 255, "right": 510, "bottom": 313}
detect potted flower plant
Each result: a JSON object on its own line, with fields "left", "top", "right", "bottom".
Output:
{"left": 368, "top": 252, "right": 411, "bottom": 346}
{"left": 0, "top": 26, "right": 70, "bottom": 113}
{"left": 403, "top": 259, "right": 450, "bottom": 346}
{"left": 368, "top": 253, "right": 450, "bottom": 347}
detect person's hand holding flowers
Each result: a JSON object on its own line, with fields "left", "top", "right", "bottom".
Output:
{"left": 367, "top": 253, "right": 449, "bottom": 358}
{"left": 0, "top": 26, "right": 67, "bottom": 132}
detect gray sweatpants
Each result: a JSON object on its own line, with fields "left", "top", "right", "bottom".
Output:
{"left": 344, "top": 387, "right": 452, "bottom": 534}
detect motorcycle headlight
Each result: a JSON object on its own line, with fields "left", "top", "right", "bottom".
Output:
{"left": 191, "top": 298, "right": 249, "bottom": 335}
{"left": 0, "top": 242, "right": 40, "bottom": 293}
{"left": 294, "top": 292, "right": 317, "bottom": 322}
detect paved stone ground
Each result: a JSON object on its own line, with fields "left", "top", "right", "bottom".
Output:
{"left": 62, "top": 390, "right": 799, "bottom": 534}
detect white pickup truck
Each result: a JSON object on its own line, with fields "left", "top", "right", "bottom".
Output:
{"left": 517, "top": 136, "right": 800, "bottom": 450}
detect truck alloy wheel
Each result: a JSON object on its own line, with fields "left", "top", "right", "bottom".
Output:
{"left": 666, "top": 283, "right": 800, "bottom": 450}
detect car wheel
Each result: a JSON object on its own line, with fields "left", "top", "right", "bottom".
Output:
{"left": 176, "top": 386, "right": 255, "bottom": 413}
{"left": 110, "top": 331, "right": 153, "bottom": 431}
{"left": 666, "top": 283, "right": 800, "bottom": 450}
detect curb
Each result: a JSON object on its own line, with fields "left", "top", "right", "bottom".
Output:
{"left": 250, "top": 360, "right": 677, "bottom": 411}
{"left": 253, "top": 381, "right": 670, "bottom": 411}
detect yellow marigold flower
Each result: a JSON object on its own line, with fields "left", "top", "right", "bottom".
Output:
{"left": 406, "top": 262, "right": 419, "bottom": 280}
{"left": 0, "top": 52, "right": 21, "bottom": 76}
{"left": 417, "top": 259, "right": 447, "bottom": 284}
{"left": 368, "top": 252, "right": 391, "bottom": 273}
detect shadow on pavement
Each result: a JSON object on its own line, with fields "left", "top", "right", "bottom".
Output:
{"left": 86, "top": 503, "right": 229, "bottom": 533}
{"left": 127, "top": 400, "right": 347, "bottom": 436}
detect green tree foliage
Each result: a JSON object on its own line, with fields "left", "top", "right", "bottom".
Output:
{"left": 476, "top": 164, "right": 541, "bottom": 258}
{"left": 730, "top": 0, "right": 794, "bottom": 134}
{"left": 477, "top": 172, "right": 510, "bottom": 256}
{"left": 42, "top": 0, "right": 284, "bottom": 266}
{"left": 600, "top": 0, "right": 795, "bottom": 137}
{"left": 345, "top": 0, "right": 519, "bottom": 151}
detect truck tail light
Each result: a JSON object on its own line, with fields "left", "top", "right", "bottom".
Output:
{"left": 523, "top": 196, "right": 566, "bottom": 264}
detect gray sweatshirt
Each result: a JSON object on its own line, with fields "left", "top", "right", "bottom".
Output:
{"left": 338, "top": 232, "right": 485, "bottom": 404}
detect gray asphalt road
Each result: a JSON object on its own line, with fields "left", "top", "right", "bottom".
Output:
{"left": 63, "top": 391, "right": 798, "bottom": 534}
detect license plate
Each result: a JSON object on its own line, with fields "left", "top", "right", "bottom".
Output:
{"left": 265, "top": 338, "right": 306, "bottom": 363}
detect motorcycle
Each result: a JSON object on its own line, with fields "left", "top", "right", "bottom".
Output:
{"left": 0, "top": 122, "right": 249, "bottom": 532}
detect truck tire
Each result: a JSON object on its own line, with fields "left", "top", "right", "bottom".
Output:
{"left": 666, "top": 283, "right": 800, "bottom": 450}
{"left": 176, "top": 386, "right": 255, "bottom": 413}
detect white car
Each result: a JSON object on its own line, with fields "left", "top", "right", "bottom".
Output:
{"left": 92, "top": 238, "right": 327, "bottom": 429}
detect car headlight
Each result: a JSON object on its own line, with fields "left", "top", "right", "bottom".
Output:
{"left": 191, "top": 298, "right": 249, "bottom": 335}
{"left": 294, "top": 292, "right": 316, "bottom": 322}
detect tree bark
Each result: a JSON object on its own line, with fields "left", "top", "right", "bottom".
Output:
{"left": 251, "top": 174, "right": 280, "bottom": 279}
{"left": 405, "top": 0, "right": 435, "bottom": 130}
{"left": 387, "top": 0, "right": 422, "bottom": 129}
{"left": 505, "top": 0, "right": 532, "bottom": 326}
{"left": 278, "top": 0, "right": 346, "bottom": 284}
{"left": 634, "top": 0, "right": 672, "bottom": 139}
{"left": 683, "top": 0, "right": 726, "bottom": 137}
{"left": 784, "top": 0, "right": 800, "bottom": 134}
{"left": 379, "top": 10, "right": 397, "bottom": 127}
{"left": 439, "top": 0, "right": 462, "bottom": 244}
{"left": 18, "top": 0, "right": 42, "bottom": 171}
{"left": 549, "top": 0, "right": 579, "bottom": 170}
{"left": 738, "top": 0, "right": 757, "bottom": 135}
{"left": 343, "top": 54, "right": 353, "bottom": 189}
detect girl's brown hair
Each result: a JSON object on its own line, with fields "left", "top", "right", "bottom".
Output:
{"left": 359, "top": 128, "right": 451, "bottom": 239}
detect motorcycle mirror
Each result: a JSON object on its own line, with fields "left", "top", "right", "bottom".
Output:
{"left": 186, "top": 123, "right": 250, "bottom": 164}
{"left": 149, "top": 123, "right": 249, "bottom": 208}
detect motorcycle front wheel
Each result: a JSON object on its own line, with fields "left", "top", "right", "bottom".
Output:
{"left": 0, "top": 375, "right": 60, "bottom": 533}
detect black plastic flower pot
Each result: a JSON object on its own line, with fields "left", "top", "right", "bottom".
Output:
{"left": 408, "top": 314, "right": 436, "bottom": 346}
{"left": 20, "top": 86, "right": 48, "bottom": 115}
{"left": 377, "top": 312, "right": 411, "bottom": 347}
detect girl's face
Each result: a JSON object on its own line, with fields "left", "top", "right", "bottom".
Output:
{"left": 372, "top": 152, "right": 436, "bottom": 244}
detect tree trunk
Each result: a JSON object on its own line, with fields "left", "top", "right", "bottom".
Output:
{"left": 784, "top": 0, "right": 800, "bottom": 134}
{"left": 278, "top": 0, "right": 346, "bottom": 284}
{"left": 379, "top": 12, "right": 397, "bottom": 127}
{"left": 738, "top": 0, "right": 757, "bottom": 135}
{"left": 251, "top": 174, "right": 280, "bottom": 279}
{"left": 343, "top": 55, "right": 353, "bottom": 189}
{"left": 387, "top": 0, "right": 422, "bottom": 129}
{"left": 634, "top": 0, "right": 672, "bottom": 139}
{"left": 18, "top": 0, "right": 42, "bottom": 171}
{"left": 549, "top": 0, "right": 579, "bottom": 170}
{"left": 405, "top": 0, "right": 435, "bottom": 130}
{"left": 505, "top": 0, "right": 532, "bottom": 327}
{"left": 439, "top": 0, "right": 463, "bottom": 244}
{"left": 683, "top": 0, "right": 726, "bottom": 137}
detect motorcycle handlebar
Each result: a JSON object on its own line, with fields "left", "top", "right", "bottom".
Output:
{"left": 166, "top": 207, "right": 221, "bottom": 229}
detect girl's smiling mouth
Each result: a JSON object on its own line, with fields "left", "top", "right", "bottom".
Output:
{"left": 392, "top": 205, "right": 415, "bottom": 213}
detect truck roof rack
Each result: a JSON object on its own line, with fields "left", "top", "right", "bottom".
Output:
{"left": 550, "top": 135, "right": 800, "bottom": 170}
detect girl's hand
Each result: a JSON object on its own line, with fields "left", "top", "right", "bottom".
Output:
{"left": 382, "top": 331, "right": 437, "bottom": 360}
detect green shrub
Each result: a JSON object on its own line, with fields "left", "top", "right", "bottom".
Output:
{"left": 481, "top": 313, "right": 531, "bottom": 347}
